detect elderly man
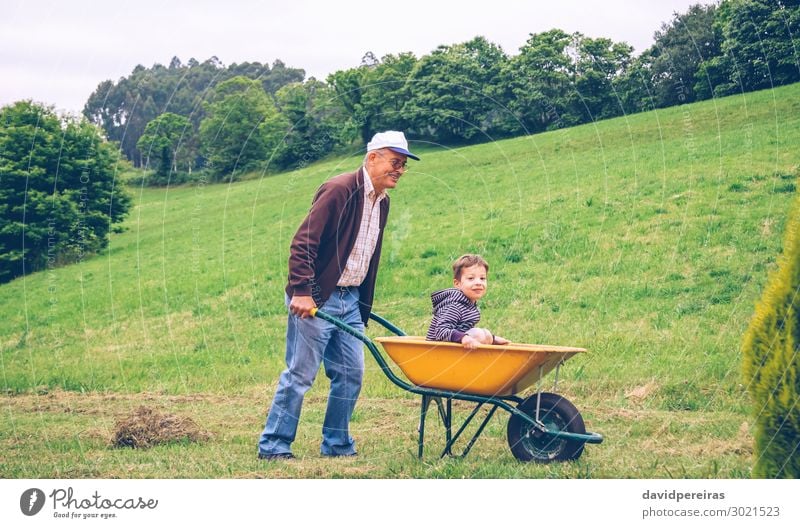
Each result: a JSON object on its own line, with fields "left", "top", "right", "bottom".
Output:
{"left": 257, "top": 131, "right": 420, "bottom": 460}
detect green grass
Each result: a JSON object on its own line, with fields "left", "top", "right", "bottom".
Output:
{"left": 2, "top": 83, "right": 800, "bottom": 477}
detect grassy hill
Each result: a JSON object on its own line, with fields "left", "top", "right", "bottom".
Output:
{"left": 2, "top": 83, "right": 799, "bottom": 478}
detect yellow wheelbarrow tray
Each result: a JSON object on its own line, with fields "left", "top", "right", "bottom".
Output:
{"left": 311, "top": 309, "right": 603, "bottom": 463}
{"left": 374, "top": 336, "right": 586, "bottom": 396}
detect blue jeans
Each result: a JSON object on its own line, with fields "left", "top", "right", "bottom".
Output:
{"left": 258, "top": 287, "right": 365, "bottom": 456}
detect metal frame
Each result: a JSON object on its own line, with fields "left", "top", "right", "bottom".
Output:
{"left": 312, "top": 309, "right": 603, "bottom": 459}
{"left": 418, "top": 395, "right": 501, "bottom": 459}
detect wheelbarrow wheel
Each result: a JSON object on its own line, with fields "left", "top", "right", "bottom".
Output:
{"left": 507, "top": 392, "right": 586, "bottom": 463}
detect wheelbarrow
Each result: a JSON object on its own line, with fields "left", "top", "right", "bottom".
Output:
{"left": 311, "top": 309, "right": 603, "bottom": 463}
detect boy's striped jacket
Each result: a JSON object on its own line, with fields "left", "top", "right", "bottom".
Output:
{"left": 426, "top": 288, "right": 480, "bottom": 343}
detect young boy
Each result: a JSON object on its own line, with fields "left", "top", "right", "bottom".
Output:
{"left": 426, "top": 254, "right": 509, "bottom": 349}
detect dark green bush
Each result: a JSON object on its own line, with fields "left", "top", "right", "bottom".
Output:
{"left": 0, "top": 101, "right": 131, "bottom": 283}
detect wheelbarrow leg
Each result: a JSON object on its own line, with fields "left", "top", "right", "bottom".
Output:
{"left": 418, "top": 395, "right": 431, "bottom": 458}
{"left": 434, "top": 397, "right": 453, "bottom": 456}
{"left": 418, "top": 396, "right": 452, "bottom": 458}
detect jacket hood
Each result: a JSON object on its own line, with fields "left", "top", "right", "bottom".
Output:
{"left": 430, "top": 288, "right": 473, "bottom": 311}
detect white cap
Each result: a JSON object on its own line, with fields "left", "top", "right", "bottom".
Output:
{"left": 366, "top": 130, "right": 420, "bottom": 160}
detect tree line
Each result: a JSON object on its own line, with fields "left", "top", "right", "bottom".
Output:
{"left": 82, "top": 0, "right": 800, "bottom": 185}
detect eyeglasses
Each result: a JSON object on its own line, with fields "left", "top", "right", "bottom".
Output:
{"left": 375, "top": 150, "right": 408, "bottom": 170}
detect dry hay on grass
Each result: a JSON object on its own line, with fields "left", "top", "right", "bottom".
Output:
{"left": 112, "top": 406, "right": 211, "bottom": 449}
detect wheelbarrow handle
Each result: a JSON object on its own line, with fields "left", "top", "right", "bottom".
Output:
{"left": 310, "top": 309, "right": 417, "bottom": 393}
{"left": 368, "top": 312, "right": 406, "bottom": 336}
{"left": 309, "top": 308, "right": 405, "bottom": 336}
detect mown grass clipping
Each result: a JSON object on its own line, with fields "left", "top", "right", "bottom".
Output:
{"left": 112, "top": 406, "right": 211, "bottom": 449}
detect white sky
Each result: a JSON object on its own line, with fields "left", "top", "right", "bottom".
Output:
{"left": 1, "top": 0, "right": 712, "bottom": 116}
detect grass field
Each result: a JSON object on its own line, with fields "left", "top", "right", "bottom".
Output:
{"left": 1, "top": 83, "right": 799, "bottom": 478}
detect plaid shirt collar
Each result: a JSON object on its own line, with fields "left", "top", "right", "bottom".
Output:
{"left": 362, "top": 166, "right": 386, "bottom": 203}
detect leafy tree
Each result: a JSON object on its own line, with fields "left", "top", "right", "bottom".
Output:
{"left": 136, "top": 112, "right": 194, "bottom": 185}
{"left": 275, "top": 80, "right": 354, "bottom": 168}
{"left": 647, "top": 3, "right": 722, "bottom": 106}
{"left": 0, "top": 101, "right": 131, "bottom": 283}
{"left": 360, "top": 53, "right": 418, "bottom": 137}
{"left": 84, "top": 57, "right": 304, "bottom": 166}
{"left": 503, "top": 31, "right": 631, "bottom": 129}
{"left": 617, "top": 3, "right": 723, "bottom": 111}
{"left": 199, "top": 76, "right": 288, "bottom": 179}
{"left": 499, "top": 29, "right": 576, "bottom": 134}
{"left": 83, "top": 63, "right": 174, "bottom": 166}
{"left": 327, "top": 65, "right": 371, "bottom": 144}
{"left": 742, "top": 188, "right": 800, "bottom": 478}
{"left": 729, "top": 0, "right": 800, "bottom": 90}
{"left": 403, "top": 36, "right": 509, "bottom": 143}
{"left": 696, "top": 0, "right": 800, "bottom": 97}
{"left": 327, "top": 52, "right": 419, "bottom": 145}
{"left": 613, "top": 52, "right": 659, "bottom": 115}
{"left": 258, "top": 59, "right": 306, "bottom": 95}
{"left": 569, "top": 34, "right": 633, "bottom": 123}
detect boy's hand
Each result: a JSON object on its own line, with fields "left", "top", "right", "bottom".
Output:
{"left": 492, "top": 335, "right": 509, "bottom": 345}
{"left": 461, "top": 335, "right": 480, "bottom": 350}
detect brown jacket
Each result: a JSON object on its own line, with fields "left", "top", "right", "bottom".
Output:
{"left": 285, "top": 168, "right": 389, "bottom": 325}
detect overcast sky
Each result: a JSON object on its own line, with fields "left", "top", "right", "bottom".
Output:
{"left": 1, "top": 0, "right": 712, "bottom": 116}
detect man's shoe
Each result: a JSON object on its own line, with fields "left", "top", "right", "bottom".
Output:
{"left": 258, "top": 452, "right": 295, "bottom": 461}
{"left": 323, "top": 452, "right": 357, "bottom": 458}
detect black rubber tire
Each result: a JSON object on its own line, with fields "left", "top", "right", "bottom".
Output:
{"left": 506, "top": 392, "right": 586, "bottom": 463}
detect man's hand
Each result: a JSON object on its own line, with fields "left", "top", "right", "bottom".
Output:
{"left": 492, "top": 335, "right": 510, "bottom": 345}
{"left": 289, "top": 295, "right": 317, "bottom": 318}
{"left": 461, "top": 335, "right": 480, "bottom": 350}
